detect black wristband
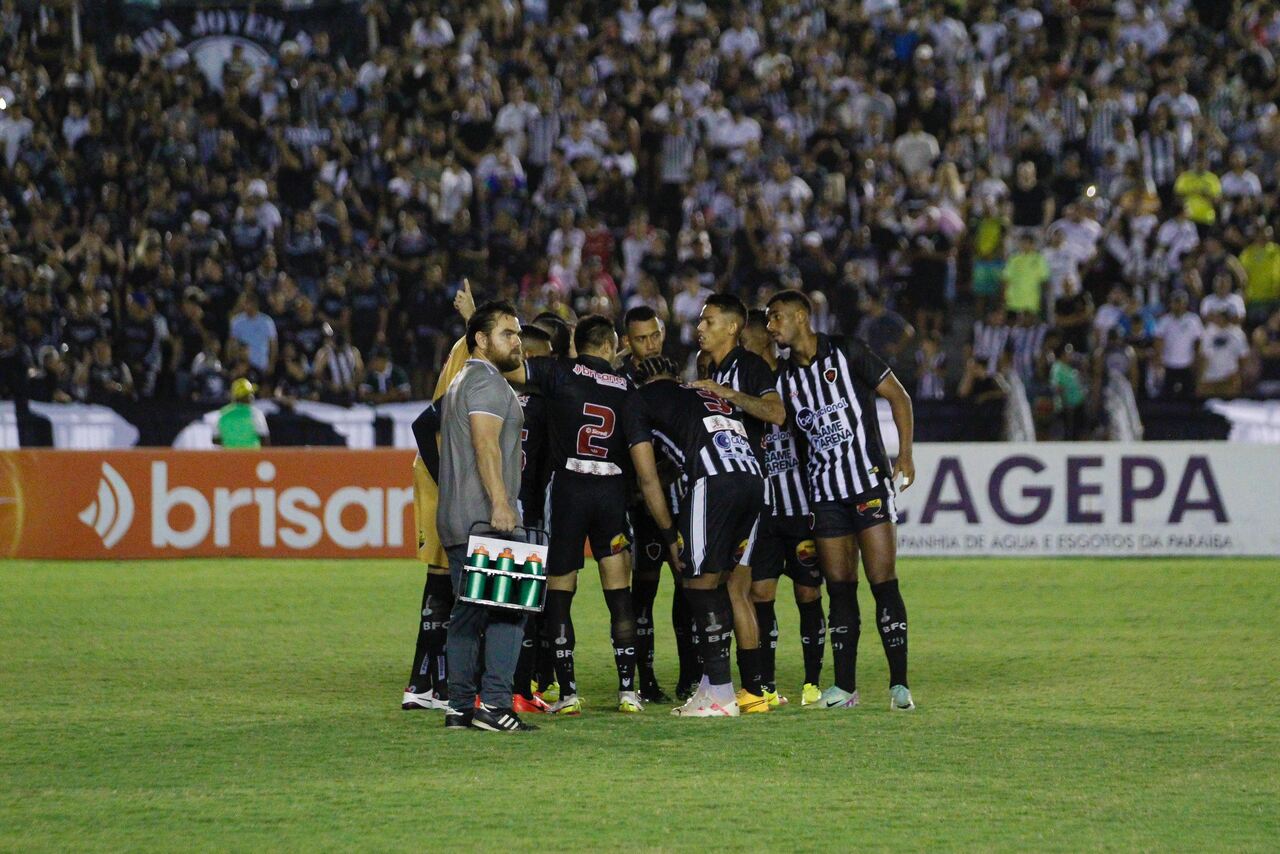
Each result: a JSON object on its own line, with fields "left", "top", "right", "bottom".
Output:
{"left": 659, "top": 525, "right": 678, "bottom": 547}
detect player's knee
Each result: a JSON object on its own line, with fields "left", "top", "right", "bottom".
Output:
{"left": 750, "top": 581, "right": 777, "bottom": 604}
{"left": 794, "top": 585, "right": 821, "bottom": 605}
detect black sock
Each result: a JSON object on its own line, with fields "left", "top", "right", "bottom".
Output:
{"left": 827, "top": 581, "right": 860, "bottom": 693}
{"left": 686, "top": 587, "right": 732, "bottom": 685}
{"left": 534, "top": 614, "right": 555, "bottom": 689}
{"left": 672, "top": 585, "right": 699, "bottom": 688}
{"left": 797, "top": 598, "right": 826, "bottom": 686}
{"left": 603, "top": 587, "right": 638, "bottom": 693}
{"left": 416, "top": 573, "right": 452, "bottom": 696}
{"left": 870, "top": 579, "right": 909, "bottom": 688}
{"left": 632, "top": 573, "right": 660, "bottom": 683}
{"left": 736, "top": 646, "right": 763, "bottom": 696}
{"left": 406, "top": 571, "right": 433, "bottom": 693}
{"left": 754, "top": 600, "right": 778, "bottom": 693}
{"left": 543, "top": 588, "right": 577, "bottom": 697}
{"left": 513, "top": 617, "right": 537, "bottom": 700}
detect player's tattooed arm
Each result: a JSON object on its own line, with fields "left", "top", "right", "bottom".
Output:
{"left": 688, "top": 380, "right": 786, "bottom": 425}
{"left": 877, "top": 372, "right": 916, "bottom": 491}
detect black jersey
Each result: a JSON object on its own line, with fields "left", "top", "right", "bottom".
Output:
{"left": 525, "top": 354, "right": 634, "bottom": 477}
{"left": 623, "top": 378, "right": 763, "bottom": 486}
{"left": 776, "top": 334, "right": 893, "bottom": 503}
{"left": 516, "top": 388, "right": 551, "bottom": 511}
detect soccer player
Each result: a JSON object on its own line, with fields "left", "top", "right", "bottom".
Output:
{"left": 740, "top": 310, "right": 827, "bottom": 707}
{"left": 690, "top": 294, "right": 785, "bottom": 711}
{"left": 766, "top": 290, "right": 918, "bottom": 712}
{"left": 619, "top": 306, "right": 684, "bottom": 702}
{"left": 510, "top": 324, "right": 554, "bottom": 714}
{"left": 624, "top": 356, "right": 766, "bottom": 717}
{"left": 506, "top": 315, "right": 643, "bottom": 714}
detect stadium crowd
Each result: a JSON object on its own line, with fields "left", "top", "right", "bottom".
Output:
{"left": 3, "top": 0, "right": 1280, "bottom": 440}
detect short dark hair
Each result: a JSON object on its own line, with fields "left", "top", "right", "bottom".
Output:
{"left": 745, "top": 309, "right": 768, "bottom": 332}
{"left": 574, "top": 314, "right": 616, "bottom": 354}
{"left": 704, "top": 294, "right": 747, "bottom": 330}
{"left": 519, "top": 324, "right": 552, "bottom": 346}
{"left": 467, "top": 300, "right": 518, "bottom": 351}
{"left": 766, "top": 289, "right": 812, "bottom": 314}
{"left": 531, "top": 313, "right": 571, "bottom": 357}
{"left": 623, "top": 305, "right": 659, "bottom": 329}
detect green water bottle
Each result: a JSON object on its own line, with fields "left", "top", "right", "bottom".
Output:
{"left": 465, "top": 545, "right": 491, "bottom": 599}
{"left": 518, "top": 553, "right": 545, "bottom": 609}
{"left": 491, "top": 547, "right": 517, "bottom": 604}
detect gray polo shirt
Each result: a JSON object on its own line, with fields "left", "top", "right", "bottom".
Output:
{"left": 436, "top": 358, "right": 524, "bottom": 548}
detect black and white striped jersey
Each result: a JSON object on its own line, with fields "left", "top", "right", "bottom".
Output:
{"left": 622, "top": 379, "right": 763, "bottom": 486}
{"left": 776, "top": 334, "right": 893, "bottom": 504}
{"left": 708, "top": 346, "right": 776, "bottom": 456}
{"left": 761, "top": 419, "right": 810, "bottom": 517}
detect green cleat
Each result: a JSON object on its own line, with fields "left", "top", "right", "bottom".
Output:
{"left": 800, "top": 683, "right": 822, "bottom": 706}
{"left": 536, "top": 680, "right": 561, "bottom": 704}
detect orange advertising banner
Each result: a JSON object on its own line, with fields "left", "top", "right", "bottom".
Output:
{"left": 0, "top": 450, "right": 418, "bottom": 559}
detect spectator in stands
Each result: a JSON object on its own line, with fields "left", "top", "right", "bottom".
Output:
{"left": 1003, "top": 233, "right": 1050, "bottom": 317}
{"left": 1239, "top": 225, "right": 1280, "bottom": 325}
{"left": 1197, "top": 307, "right": 1250, "bottom": 399}
{"left": 314, "top": 324, "right": 362, "bottom": 406}
{"left": 189, "top": 336, "right": 228, "bottom": 404}
{"left": 1252, "top": 307, "right": 1280, "bottom": 398}
{"left": 229, "top": 294, "right": 278, "bottom": 379}
{"left": 359, "top": 346, "right": 411, "bottom": 404}
{"left": 1154, "top": 292, "right": 1204, "bottom": 400}
{"left": 273, "top": 341, "right": 318, "bottom": 406}
{"left": 857, "top": 284, "right": 914, "bottom": 373}
{"left": 78, "top": 339, "right": 133, "bottom": 405}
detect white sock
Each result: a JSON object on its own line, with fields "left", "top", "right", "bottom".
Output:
{"left": 707, "top": 682, "right": 736, "bottom": 705}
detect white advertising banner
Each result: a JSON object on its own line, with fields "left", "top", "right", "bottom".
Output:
{"left": 894, "top": 443, "right": 1280, "bottom": 557}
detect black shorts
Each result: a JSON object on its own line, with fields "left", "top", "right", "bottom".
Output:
{"left": 751, "top": 513, "right": 822, "bottom": 586}
{"left": 630, "top": 503, "right": 667, "bottom": 575}
{"left": 811, "top": 481, "right": 898, "bottom": 539}
{"left": 545, "top": 472, "right": 632, "bottom": 576}
{"left": 679, "top": 473, "right": 764, "bottom": 579}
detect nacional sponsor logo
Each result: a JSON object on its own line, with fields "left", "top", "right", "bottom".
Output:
{"left": 713, "top": 430, "right": 754, "bottom": 457}
{"left": 795, "top": 539, "right": 817, "bottom": 566}
{"left": 795, "top": 399, "right": 849, "bottom": 434}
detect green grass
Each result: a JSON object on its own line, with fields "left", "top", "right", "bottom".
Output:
{"left": 2, "top": 558, "right": 1278, "bottom": 851}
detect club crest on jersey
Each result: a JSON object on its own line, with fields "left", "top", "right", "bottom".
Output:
{"left": 645, "top": 542, "right": 662, "bottom": 561}
{"left": 610, "top": 533, "right": 631, "bottom": 555}
{"left": 824, "top": 367, "right": 838, "bottom": 383}
{"left": 795, "top": 539, "right": 817, "bottom": 567}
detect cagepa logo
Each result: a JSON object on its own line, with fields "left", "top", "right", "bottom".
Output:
{"left": 78, "top": 462, "right": 135, "bottom": 548}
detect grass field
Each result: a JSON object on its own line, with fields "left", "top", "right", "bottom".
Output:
{"left": 2, "top": 557, "right": 1278, "bottom": 851}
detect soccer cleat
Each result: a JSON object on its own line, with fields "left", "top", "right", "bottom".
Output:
{"left": 800, "top": 683, "right": 822, "bottom": 707}
{"left": 736, "top": 689, "right": 772, "bottom": 713}
{"left": 513, "top": 694, "right": 550, "bottom": 714}
{"left": 671, "top": 687, "right": 705, "bottom": 716}
{"left": 535, "top": 680, "right": 561, "bottom": 704}
{"left": 639, "top": 680, "right": 671, "bottom": 704}
{"left": 444, "top": 708, "right": 473, "bottom": 729}
{"left": 810, "top": 686, "right": 859, "bottom": 709}
{"left": 763, "top": 689, "right": 789, "bottom": 708}
{"left": 889, "top": 684, "right": 916, "bottom": 711}
{"left": 618, "top": 691, "right": 645, "bottom": 713}
{"left": 471, "top": 703, "right": 538, "bottom": 732}
{"left": 402, "top": 688, "right": 449, "bottom": 711}
{"left": 676, "top": 697, "right": 740, "bottom": 717}
{"left": 547, "top": 694, "right": 582, "bottom": 715}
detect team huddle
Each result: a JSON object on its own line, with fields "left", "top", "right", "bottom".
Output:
{"left": 403, "top": 286, "right": 917, "bottom": 730}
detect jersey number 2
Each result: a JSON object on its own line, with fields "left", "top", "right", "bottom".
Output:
{"left": 576, "top": 403, "right": 615, "bottom": 458}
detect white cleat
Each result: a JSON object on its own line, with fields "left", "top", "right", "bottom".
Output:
{"left": 618, "top": 691, "right": 645, "bottom": 713}
{"left": 677, "top": 698, "right": 740, "bottom": 717}
{"left": 889, "top": 684, "right": 916, "bottom": 711}
{"left": 402, "top": 689, "right": 448, "bottom": 710}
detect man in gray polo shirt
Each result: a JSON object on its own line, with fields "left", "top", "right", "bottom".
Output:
{"left": 437, "top": 300, "right": 537, "bottom": 732}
